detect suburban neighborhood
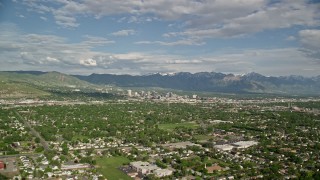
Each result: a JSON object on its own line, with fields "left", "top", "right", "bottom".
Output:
{"left": 1, "top": 93, "right": 320, "bottom": 179}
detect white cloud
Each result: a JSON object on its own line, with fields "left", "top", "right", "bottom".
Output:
{"left": 200, "top": 48, "right": 320, "bottom": 76}
{"left": 80, "top": 58, "right": 97, "bottom": 66}
{"left": 22, "top": 0, "right": 53, "bottom": 14}
{"left": 165, "top": 59, "right": 203, "bottom": 64}
{"left": 22, "top": 0, "right": 79, "bottom": 28}
{"left": 20, "top": 52, "right": 36, "bottom": 64}
{"left": 40, "top": 16, "right": 47, "bottom": 21}
{"left": 298, "top": 29, "right": 320, "bottom": 62}
{"left": 127, "top": 16, "right": 138, "bottom": 23}
{"left": 54, "top": 13, "right": 79, "bottom": 28}
{"left": 1, "top": 23, "right": 319, "bottom": 76}
{"left": 111, "top": 53, "right": 146, "bottom": 60}
{"left": 46, "top": 56, "right": 59, "bottom": 63}
{"left": 19, "top": 0, "right": 320, "bottom": 39}
{"left": 299, "top": 29, "right": 320, "bottom": 50}
{"left": 135, "top": 38, "right": 205, "bottom": 46}
{"left": 0, "top": 24, "right": 115, "bottom": 70}
{"left": 165, "top": 1, "right": 320, "bottom": 39}
{"left": 82, "top": 35, "right": 115, "bottom": 46}
{"left": 111, "top": 29, "right": 136, "bottom": 36}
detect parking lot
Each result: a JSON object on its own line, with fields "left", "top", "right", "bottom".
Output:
{"left": 0, "top": 157, "right": 18, "bottom": 173}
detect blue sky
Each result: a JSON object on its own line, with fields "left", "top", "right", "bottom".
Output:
{"left": 0, "top": 0, "right": 319, "bottom": 76}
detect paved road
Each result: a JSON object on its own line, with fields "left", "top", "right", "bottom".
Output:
{"left": 0, "top": 153, "right": 41, "bottom": 158}
{"left": 14, "top": 111, "right": 50, "bottom": 151}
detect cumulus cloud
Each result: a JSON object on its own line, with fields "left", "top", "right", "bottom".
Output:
{"left": 1, "top": 23, "right": 320, "bottom": 76}
{"left": 0, "top": 23, "right": 114, "bottom": 70}
{"left": 46, "top": 56, "right": 59, "bottom": 63}
{"left": 0, "top": 24, "right": 199, "bottom": 73}
{"left": 82, "top": 35, "right": 115, "bottom": 46}
{"left": 202, "top": 48, "right": 320, "bottom": 76}
{"left": 20, "top": 0, "right": 320, "bottom": 39}
{"left": 40, "top": 16, "right": 47, "bottom": 21}
{"left": 298, "top": 29, "right": 320, "bottom": 62}
{"left": 135, "top": 38, "right": 205, "bottom": 46}
{"left": 111, "top": 29, "right": 136, "bottom": 36}
{"left": 112, "top": 53, "right": 141, "bottom": 60}
{"left": 299, "top": 29, "right": 320, "bottom": 50}
{"left": 22, "top": 0, "right": 52, "bottom": 14}
{"left": 54, "top": 12, "right": 79, "bottom": 28}
{"left": 165, "top": 59, "right": 203, "bottom": 64}
{"left": 80, "top": 58, "right": 97, "bottom": 66}
{"left": 165, "top": 0, "right": 320, "bottom": 39}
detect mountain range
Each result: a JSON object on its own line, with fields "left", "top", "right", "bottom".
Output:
{"left": 75, "top": 72, "right": 320, "bottom": 95}
{"left": 1, "top": 71, "right": 320, "bottom": 96}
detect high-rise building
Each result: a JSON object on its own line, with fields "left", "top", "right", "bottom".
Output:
{"left": 127, "top": 90, "right": 132, "bottom": 97}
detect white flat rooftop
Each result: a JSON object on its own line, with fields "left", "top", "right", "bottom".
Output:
{"left": 214, "top": 144, "right": 234, "bottom": 151}
{"left": 232, "top": 141, "right": 258, "bottom": 148}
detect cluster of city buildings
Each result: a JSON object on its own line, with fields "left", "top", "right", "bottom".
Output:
{"left": 126, "top": 89, "right": 199, "bottom": 102}
{"left": 214, "top": 141, "right": 258, "bottom": 151}
{"left": 126, "top": 161, "right": 173, "bottom": 178}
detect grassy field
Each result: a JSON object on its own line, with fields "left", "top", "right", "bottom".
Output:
{"left": 158, "top": 122, "right": 198, "bottom": 131}
{"left": 96, "top": 156, "right": 131, "bottom": 180}
{"left": 72, "top": 135, "right": 88, "bottom": 141}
